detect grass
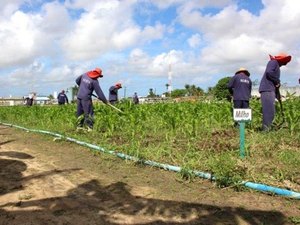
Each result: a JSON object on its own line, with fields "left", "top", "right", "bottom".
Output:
{"left": 289, "top": 216, "right": 300, "bottom": 224}
{"left": 0, "top": 98, "right": 299, "bottom": 190}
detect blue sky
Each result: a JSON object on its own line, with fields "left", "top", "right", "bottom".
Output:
{"left": 0, "top": 0, "right": 299, "bottom": 98}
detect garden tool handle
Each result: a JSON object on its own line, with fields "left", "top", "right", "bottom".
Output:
{"left": 107, "top": 103, "right": 124, "bottom": 113}
{"left": 92, "top": 94, "right": 124, "bottom": 114}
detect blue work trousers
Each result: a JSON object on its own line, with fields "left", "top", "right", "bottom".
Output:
{"left": 76, "top": 99, "right": 94, "bottom": 128}
{"left": 233, "top": 100, "right": 249, "bottom": 109}
{"left": 260, "top": 91, "right": 276, "bottom": 130}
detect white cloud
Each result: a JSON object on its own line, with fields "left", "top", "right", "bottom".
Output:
{"left": 176, "top": 0, "right": 300, "bottom": 78}
{"left": 148, "top": 0, "right": 232, "bottom": 9}
{"left": 0, "top": 0, "right": 25, "bottom": 17}
{"left": 0, "top": 11, "right": 43, "bottom": 68}
{"left": 40, "top": 2, "right": 72, "bottom": 37}
{"left": 0, "top": 1, "right": 72, "bottom": 68}
{"left": 127, "top": 48, "right": 210, "bottom": 82}
{"left": 187, "top": 33, "right": 201, "bottom": 48}
{"left": 62, "top": 0, "right": 165, "bottom": 60}
{"left": 1, "top": 0, "right": 300, "bottom": 96}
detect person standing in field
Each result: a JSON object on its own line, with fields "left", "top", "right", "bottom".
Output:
{"left": 259, "top": 53, "right": 292, "bottom": 131}
{"left": 228, "top": 67, "right": 252, "bottom": 109}
{"left": 25, "top": 92, "right": 36, "bottom": 106}
{"left": 109, "top": 83, "right": 122, "bottom": 105}
{"left": 57, "top": 90, "right": 69, "bottom": 105}
{"left": 75, "top": 67, "right": 108, "bottom": 131}
{"left": 132, "top": 92, "right": 139, "bottom": 104}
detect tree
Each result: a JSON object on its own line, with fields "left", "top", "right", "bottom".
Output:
{"left": 184, "top": 84, "right": 190, "bottom": 91}
{"left": 165, "top": 83, "right": 170, "bottom": 91}
{"left": 184, "top": 84, "right": 204, "bottom": 96}
{"left": 170, "top": 89, "right": 187, "bottom": 98}
{"left": 72, "top": 85, "right": 79, "bottom": 98}
{"left": 48, "top": 94, "right": 54, "bottom": 100}
{"left": 252, "top": 79, "right": 259, "bottom": 87}
{"left": 165, "top": 83, "right": 170, "bottom": 97}
{"left": 213, "top": 77, "right": 232, "bottom": 101}
{"left": 207, "top": 87, "right": 214, "bottom": 95}
{"left": 147, "top": 88, "right": 156, "bottom": 98}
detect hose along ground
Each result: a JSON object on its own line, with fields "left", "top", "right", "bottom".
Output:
{"left": 1, "top": 122, "right": 299, "bottom": 199}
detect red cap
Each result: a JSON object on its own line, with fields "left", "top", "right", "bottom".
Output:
{"left": 269, "top": 53, "right": 292, "bottom": 65}
{"left": 115, "top": 82, "right": 122, "bottom": 88}
{"left": 87, "top": 67, "right": 103, "bottom": 78}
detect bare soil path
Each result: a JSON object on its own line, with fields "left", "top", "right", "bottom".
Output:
{"left": 0, "top": 125, "right": 299, "bottom": 225}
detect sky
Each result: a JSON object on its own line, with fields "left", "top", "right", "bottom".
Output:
{"left": 0, "top": 0, "right": 300, "bottom": 98}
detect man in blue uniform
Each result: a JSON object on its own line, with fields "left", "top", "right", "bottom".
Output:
{"left": 228, "top": 67, "right": 252, "bottom": 109}
{"left": 57, "top": 90, "right": 69, "bottom": 105}
{"left": 75, "top": 68, "right": 108, "bottom": 130}
{"left": 259, "top": 53, "right": 292, "bottom": 131}
{"left": 109, "top": 83, "right": 122, "bottom": 105}
{"left": 132, "top": 92, "right": 139, "bottom": 104}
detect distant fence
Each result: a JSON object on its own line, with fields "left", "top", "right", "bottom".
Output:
{"left": 0, "top": 98, "right": 52, "bottom": 106}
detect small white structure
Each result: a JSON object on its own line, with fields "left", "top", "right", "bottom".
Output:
{"left": 35, "top": 96, "right": 50, "bottom": 105}
{"left": 252, "top": 86, "right": 300, "bottom": 99}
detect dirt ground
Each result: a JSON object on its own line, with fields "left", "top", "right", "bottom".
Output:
{"left": 0, "top": 125, "right": 299, "bottom": 225}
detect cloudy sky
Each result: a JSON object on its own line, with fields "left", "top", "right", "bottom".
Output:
{"left": 0, "top": 0, "right": 300, "bottom": 98}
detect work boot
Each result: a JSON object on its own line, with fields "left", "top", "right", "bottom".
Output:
{"left": 76, "top": 126, "right": 85, "bottom": 131}
{"left": 261, "top": 125, "right": 271, "bottom": 132}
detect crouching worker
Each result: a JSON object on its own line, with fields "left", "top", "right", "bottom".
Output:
{"left": 109, "top": 82, "right": 122, "bottom": 105}
{"left": 75, "top": 67, "right": 108, "bottom": 131}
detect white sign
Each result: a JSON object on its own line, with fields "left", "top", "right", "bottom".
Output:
{"left": 233, "top": 109, "right": 252, "bottom": 121}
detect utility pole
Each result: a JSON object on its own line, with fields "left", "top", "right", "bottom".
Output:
{"left": 168, "top": 63, "right": 172, "bottom": 96}
{"left": 123, "top": 86, "right": 127, "bottom": 98}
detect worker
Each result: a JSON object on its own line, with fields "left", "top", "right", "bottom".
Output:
{"left": 259, "top": 53, "right": 292, "bottom": 131}
{"left": 25, "top": 93, "right": 35, "bottom": 106}
{"left": 75, "top": 67, "right": 108, "bottom": 131}
{"left": 109, "top": 82, "right": 122, "bottom": 105}
{"left": 228, "top": 68, "right": 252, "bottom": 109}
{"left": 132, "top": 92, "right": 139, "bottom": 104}
{"left": 57, "top": 90, "right": 69, "bottom": 105}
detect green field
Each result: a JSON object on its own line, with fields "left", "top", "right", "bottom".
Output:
{"left": 0, "top": 98, "right": 299, "bottom": 190}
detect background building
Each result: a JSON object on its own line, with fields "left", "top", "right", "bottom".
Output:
{"left": 252, "top": 86, "right": 300, "bottom": 99}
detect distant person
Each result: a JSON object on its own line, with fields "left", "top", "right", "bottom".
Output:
{"left": 57, "top": 90, "right": 69, "bottom": 105}
{"left": 109, "top": 83, "right": 122, "bottom": 105}
{"left": 228, "top": 67, "right": 252, "bottom": 109}
{"left": 25, "top": 93, "right": 35, "bottom": 106}
{"left": 24, "top": 97, "right": 32, "bottom": 106}
{"left": 259, "top": 53, "right": 292, "bottom": 131}
{"left": 75, "top": 67, "right": 108, "bottom": 131}
{"left": 132, "top": 92, "right": 139, "bottom": 104}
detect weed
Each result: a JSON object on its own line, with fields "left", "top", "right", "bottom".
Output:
{"left": 289, "top": 216, "right": 300, "bottom": 224}
{"left": 179, "top": 167, "right": 195, "bottom": 182}
{"left": 0, "top": 99, "right": 299, "bottom": 190}
{"left": 207, "top": 153, "right": 246, "bottom": 188}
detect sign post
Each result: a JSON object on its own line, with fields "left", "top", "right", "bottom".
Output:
{"left": 233, "top": 109, "right": 252, "bottom": 159}
{"left": 239, "top": 122, "right": 245, "bottom": 158}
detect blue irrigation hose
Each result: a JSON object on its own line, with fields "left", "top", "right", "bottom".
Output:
{"left": 243, "top": 182, "right": 300, "bottom": 199}
{"left": 1, "top": 122, "right": 299, "bottom": 199}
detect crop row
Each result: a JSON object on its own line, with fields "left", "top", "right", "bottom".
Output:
{"left": 0, "top": 98, "right": 299, "bottom": 189}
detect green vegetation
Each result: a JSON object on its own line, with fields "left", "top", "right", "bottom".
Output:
{"left": 0, "top": 97, "right": 299, "bottom": 190}
{"left": 212, "top": 76, "right": 232, "bottom": 101}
